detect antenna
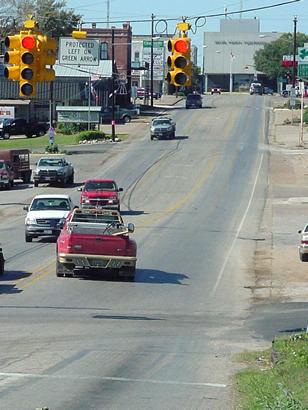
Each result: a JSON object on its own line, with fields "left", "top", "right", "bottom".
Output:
{"left": 107, "top": 0, "right": 110, "bottom": 28}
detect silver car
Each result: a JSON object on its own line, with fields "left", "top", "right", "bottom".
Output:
{"left": 298, "top": 224, "right": 308, "bottom": 261}
{"left": 150, "top": 117, "right": 176, "bottom": 140}
{"left": 33, "top": 157, "right": 74, "bottom": 187}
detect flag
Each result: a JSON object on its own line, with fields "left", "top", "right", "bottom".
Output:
{"left": 91, "top": 83, "right": 99, "bottom": 104}
{"left": 230, "top": 51, "right": 235, "bottom": 60}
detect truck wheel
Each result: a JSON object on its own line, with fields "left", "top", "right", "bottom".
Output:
{"left": 26, "top": 133, "right": 32, "bottom": 138}
{"left": 119, "top": 266, "right": 135, "bottom": 281}
{"left": 36, "top": 130, "right": 45, "bottom": 137}
{"left": 61, "top": 177, "right": 67, "bottom": 187}
{"left": 3, "top": 132, "right": 10, "bottom": 139}
{"left": 25, "top": 233, "right": 32, "bottom": 242}
{"left": 22, "top": 171, "right": 31, "bottom": 184}
{"left": 34, "top": 181, "right": 39, "bottom": 187}
{"left": 123, "top": 115, "right": 131, "bottom": 123}
{"left": 69, "top": 173, "right": 74, "bottom": 185}
{"left": 151, "top": 135, "right": 154, "bottom": 140}
{"left": 0, "top": 250, "right": 4, "bottom": 275}
{"left": 56, "top": 259, "right": 73, "bottom": 277}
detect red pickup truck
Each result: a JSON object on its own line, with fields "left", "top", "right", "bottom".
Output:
{"left": 56, "top": 208, "right": 137, "bottom": 280}
{"left": 78, "top": 179, "right": 123, "bottom": 211}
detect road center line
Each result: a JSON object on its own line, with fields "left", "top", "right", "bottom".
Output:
{"left": 0, "top": 372, "right": 227, "bottom": 388}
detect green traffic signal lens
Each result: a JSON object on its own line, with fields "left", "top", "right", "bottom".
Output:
{"left": 174, "top": 56, "right": 187, "bottom": 69}
{"left": 21, "top": 52, "right": 34, "bottom": 64}
{"left": 174, "top": 72, "right": 187, "bottom": 85}
{"left": 21, "top": 68, "right": 33, "bottom": 80}
{"left": 20, "top": 83, "right": 33, "bottom": 96}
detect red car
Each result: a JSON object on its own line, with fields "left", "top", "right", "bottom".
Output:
{"left": 56, "top": 208, "right": 137, "bottom": 280}
{"left": 78, "top": 179, "right": 123, "bottom": 211}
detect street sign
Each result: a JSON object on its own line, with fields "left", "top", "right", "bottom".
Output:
{"left": 59, "top": 38, "right": 100, "bottom": 66}
{"left": 298, "top": 47, "right": 308, "bottom": 62}
{"left": 298, "top": 63, "right": 308, "bottom": 78}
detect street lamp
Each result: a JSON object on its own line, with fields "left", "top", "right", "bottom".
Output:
{"left": 229, "top": 52, "right": 235, "bottom": 93}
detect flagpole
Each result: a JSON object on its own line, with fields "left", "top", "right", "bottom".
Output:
{"left": 88, "top": 72, "right": 91, "bottom": 130}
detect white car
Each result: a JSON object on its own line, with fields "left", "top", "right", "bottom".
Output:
{"left": 298, "top": 224, "right": 308, "bottom": 261}
{"left": 24, "top": 194, "right": 75, "bottom": 242}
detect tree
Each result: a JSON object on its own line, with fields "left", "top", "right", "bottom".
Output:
{"left": 254, "top": 32, "right": 308, "bottom": 79}
{"left": 0, "top": 0, "right": 81, "bottom": 39}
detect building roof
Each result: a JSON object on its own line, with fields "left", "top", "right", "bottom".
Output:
{"left": 54, "top": 60, "right": 112, "bottom": 79}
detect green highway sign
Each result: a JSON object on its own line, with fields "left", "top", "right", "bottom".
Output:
{"left": 298, "top": 63, "right": 308, "bottom": 78}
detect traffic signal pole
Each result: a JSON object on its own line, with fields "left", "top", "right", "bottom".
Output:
{"left": 292, "top": 16, "right": 297, "bottom": 88}
{"left": 150, "top": 13, "right": 155, "bottom": 107}
{"left": 111, "top": 28, "right": 116, "bottom": 142}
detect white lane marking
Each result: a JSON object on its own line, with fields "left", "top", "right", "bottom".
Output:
{"left": 210, "top": 153, "right": 265, "bottom": 296}
{"left": 0, "top": 372, "right": 226, "bottom": 388}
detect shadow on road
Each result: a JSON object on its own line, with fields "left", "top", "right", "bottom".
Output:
{"left": 121, "top": 209, "right": 147, "bottom": 216}
{"left": 1, "top": 270, "right": 31, "bottom": 281}
{"left": 92, "top": 314, "right": 163, "bottom": 321}
{"left": 136, "top": 268, "right": 189, "bottom": 285}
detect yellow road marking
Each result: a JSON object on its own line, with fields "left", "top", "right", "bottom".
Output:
{"left": 20, "top": 259, "right": 55, "bottom": 289}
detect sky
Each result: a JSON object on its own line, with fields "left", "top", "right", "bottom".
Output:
{"left": 66, "top": 0, "right": 308, "bottom": 62}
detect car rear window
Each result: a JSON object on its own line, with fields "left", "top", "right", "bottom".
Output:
{"left": 187, "top": 95, "right": 201, "bottom": 101}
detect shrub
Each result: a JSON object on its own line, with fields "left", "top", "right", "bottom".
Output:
{"left": 75, "top": 130, "right": 106, "bottom": 143}
{"left": 239, "top": 85, "right": 249, "bottom": 92}
{"left": 57, "top": 123, "right": 88, "bottom": 135}
{"left": 286, "top": 99, "right": 301, "bottom": 109}
{"left": 45, "top": 144, "right": 59, "bottom": 153}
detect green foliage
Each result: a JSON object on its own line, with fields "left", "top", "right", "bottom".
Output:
{"left": 254, "top": 32, "right": 308, "bottom": 79}
{"left": 239, "top": 85, "right": 250, "bottom": 92}
{"left": 57, "top": 123, "right": 88, "bottom": 135}
{"left": 45, "top": 144, "right": 59, "bottom": 153}
{"left": 286, "top": 99, "right": 301, "bottom": 109}
{"left": 303, "top": 110, "right": 308, "bottom": 124}
{"left": 235, "top": 333, "right": 308, "bottom": 409}
{"left": 75, "top": 131, "right": 106, "bottom": 143}
{"left": 0, "top": 0, "right": 81, "bottom": 39}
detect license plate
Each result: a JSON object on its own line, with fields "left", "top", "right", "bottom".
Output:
{"left": 90, "top": 259, "right": 107, "bottom": 268}
{"left": 44, "top": 230, "right": 53, "bottom": 234}
{"left": 109, "top": 259, "right": 122, "bottom": 268}
{"left": 44, "top": 177, "right": 51, "bottom": 181}
{"left": 158, "top": 133, "right": 163, "bottom": 136}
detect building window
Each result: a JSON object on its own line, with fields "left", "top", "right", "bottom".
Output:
{"left": 134, "top": 51, "right": 140, "bottom": 62}
{"left": 100, "top": 42, "right": 108, "bottom": 60}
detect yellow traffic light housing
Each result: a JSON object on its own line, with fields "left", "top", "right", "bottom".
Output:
{"left": 37, "top": 35, "right": 56, "bottom": 81}
{"left": 167, "top": 36, "right": 192, "bottom": 87}
{"left": 19, "top": 34, "right": 39, "bottom": 97}
{"left": 4, "top": 35, "right": 22, "bottom": 81}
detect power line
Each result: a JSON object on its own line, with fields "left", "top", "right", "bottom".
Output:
{"left": 79, "top": 0, "right": 301, "bottom": 24}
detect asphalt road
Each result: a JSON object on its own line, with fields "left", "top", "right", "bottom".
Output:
{"left": 0, "top": 94, "right": 270, "bottom": 409}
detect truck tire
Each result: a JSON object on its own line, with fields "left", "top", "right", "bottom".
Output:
{"left": 119, "top": 266, "right": 135, "bottom": 281}
{"left": 25, "top": 233, "right": 32, "bottom": 242}
{"left": 123, "top": 115, "right": 131, "bottom": 123}
{"left": 56, "top": 259, "right": 73, "bottom": 277}
{"left": 3, "top": 132, "right": 10, "bottom": 139}
{"left": 34, "top": 181, "right": 39, "bottom": 187}
{"left": 22, "top": 171, "right": 31, "bottom": 183}
{"left": 0, "top": 249, "right": 4, "bottom": 275}
{"left": 26, "top": 133, "right": 33, "bottom": 138}
{"left": 36, "top": 130, "right": 45, "bottom": 137}
{"left": 69, "top": 173, "right": 74, "bottom": 185}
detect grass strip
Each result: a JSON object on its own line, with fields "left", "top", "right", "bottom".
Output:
{"left": 234, "top": 332, "right": 308, "bottom": 409}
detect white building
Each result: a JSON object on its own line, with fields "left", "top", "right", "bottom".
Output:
{"left": 203, "top": 18, "right": 281, "bottom": 92}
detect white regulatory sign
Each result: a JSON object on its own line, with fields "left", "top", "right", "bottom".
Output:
{"left": 59, "top": 38, "right": 100, "bottom": 66}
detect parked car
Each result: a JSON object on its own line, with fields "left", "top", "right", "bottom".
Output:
{"left": 56, "top": 207, "right": 137, "bottom": 280}
{"left": 211, "top": 87, "right": 221, "bottom": 95}
{"left": 0, "top": 160, "right": 14, "bottom": 189}
{"left": 136, "top": 88, "right": 161, "bottom": 99}
{"left": 78, "top": 179, "right": 123, "bottom": 211}
{"left": 0, "top": 246, "right": 4, "bottom": 275}
{"left": 33, "top": 156, "right": 74, "bottom": 187}
{"left": 250, "top": 82, "right": 263, "bottom": 95}
{"left": 23, "top": 194, "right": 75, "bottom": 242}
{"left": 150, "top": 117, "right": 176, "bottom": 140}
{"left": 0, "top": 118, "right": 49, "bottom": 139}
{"left": 101, "top": 106, "right": 138, "bottom": 123}
{"left": 0, "top": 149, "right": 32, "bottom": 183}
{"left": 186, "top": 93, "right": 202, "bottom": 109}
{"left": 263, "top": 87, "right": 274, "bottom": 95}
{"left": 298, "top": 224, "right": 308, "bottom": 261}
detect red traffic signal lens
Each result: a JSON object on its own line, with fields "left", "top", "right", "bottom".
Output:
{"left": 22, "top": 36, "right": 36, "bottom": 50}
{"left": 21, "top": 52, "right": 34, "bottom": 64}
{"left": 174, "top": 39, "right": 189, "bottom": 53}
{"left": 20, "top": 83, "right": 33, "bottom": 96}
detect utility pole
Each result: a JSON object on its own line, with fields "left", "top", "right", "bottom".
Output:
{"left": 111, "top": 28, "right": 116, "bottom": 141}
{"left": 150, "top": 13, "right": 155, "bottom": 107}
{"left": 292, "top": 16, "right": 297, "bottom": 88}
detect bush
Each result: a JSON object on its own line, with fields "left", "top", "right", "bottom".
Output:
{"left": 239, "top": 85, "right": 249, "bottom": 92}
{"left": 45, "top": 144, "right": 59, "bottom": 153}
{"left": 57, "top": 123, "right": 89, "bottom": 135}
{"left": 286, "top": 99, "right": 301, "bottom": 109}
{"left": 75, "top": 130, "right": 106, "bottom": 143}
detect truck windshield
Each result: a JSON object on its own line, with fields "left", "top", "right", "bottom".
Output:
{"left": 38, "top": 159, "right": 63, "bottom": 167}
{"left": 153, "top": 120, "right": 171, "bottom": 126}
{"left": 0, "top": 162, "right": 5, "bottom": 169}
{"left": 84, "top": 181, "right": 116, "bottom": 191}
{"left": 30, "top": 198, "right": 70, "bottom": 210}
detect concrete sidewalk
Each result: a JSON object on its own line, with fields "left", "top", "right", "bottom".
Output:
{"left": 253, "top": 102, "right": 308, "bottom": 303}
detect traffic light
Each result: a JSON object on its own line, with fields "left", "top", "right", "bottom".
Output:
{"left": 167, "top": 36, "right": 192, "bottom": 87}
{"left": 19, "top": 34, "right": 38, "bottom": 97}
{"left": 4, "top": 35, "right": 22, "bottom": 81}
{"left": 37, "top": 34, "right": 56, "bottom": 81}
